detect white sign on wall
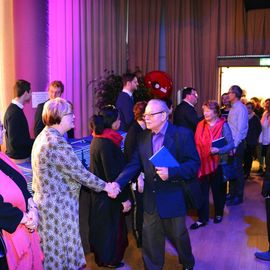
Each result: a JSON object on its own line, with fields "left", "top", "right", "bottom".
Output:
{"left": 32, "top": 92, "right": 48, "bottom": 108}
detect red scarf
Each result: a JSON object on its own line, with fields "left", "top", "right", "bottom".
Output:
{"left": 195, "top": 118, "right": 225, "bottom": 178}
{"left": 92, "top": 128, "right": 123, "bottom": 147}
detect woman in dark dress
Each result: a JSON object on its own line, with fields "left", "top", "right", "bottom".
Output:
{"left": 89, "top": 105, "right": 131, "bottom": 268}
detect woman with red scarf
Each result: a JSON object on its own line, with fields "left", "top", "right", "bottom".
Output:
{"left": 190, "top": 101, "right": 234, "bottom": 230}
{"left": 89, "top": 105, "right": 131, "bottom": 268}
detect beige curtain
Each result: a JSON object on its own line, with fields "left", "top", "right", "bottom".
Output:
{"left": 246, "top": 9, "right": 270, "bottom": 54}
{"left": 162, "top": 0, "right": 270, "bottom": 110}
{"left": 128, "top": 0, "right": 162, "bottom": 73}
{"left": 49, "top": 0, "right": 127, "bottom": 137}
{"left": 164, "top": 0, "right": 202, "bottom": 107}
{"left": 0, "top": 1, "right": 15, "bottom": 120}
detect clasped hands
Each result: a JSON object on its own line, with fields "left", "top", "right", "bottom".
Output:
{"left": 104, "top": 182, "right": 121, "bottom": 198}
{"left": 21, "top": 209, "right": 38, "bottom": 232}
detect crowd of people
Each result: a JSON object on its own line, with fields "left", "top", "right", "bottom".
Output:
{"left": 1, "top": 75, "right": 270, "bottom": 270}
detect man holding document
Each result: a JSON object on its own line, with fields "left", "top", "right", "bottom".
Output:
{"left": 111, "top": 99, "right": 200, "bottom": 270}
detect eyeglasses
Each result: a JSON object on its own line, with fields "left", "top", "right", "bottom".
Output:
{"left": 190, "top": 93, "right": 198, "bottom": 98}
{"left": 63, "top": 112, "right": 74, "bottom": 117}
{"left": 143, "top": 111, "right": 164, "bottom": 119}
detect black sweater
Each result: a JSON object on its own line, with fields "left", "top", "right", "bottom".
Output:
{"left": 4, "top": 103, "right": 34, "bottom": 159}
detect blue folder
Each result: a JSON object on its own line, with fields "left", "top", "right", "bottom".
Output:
{"left": 212, "top": 137, "right": 226, "bottom": 148}
{"left": 149, "top": 146, "right": 180, "bottom": 167}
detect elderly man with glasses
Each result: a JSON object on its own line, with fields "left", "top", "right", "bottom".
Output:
{"left": 111, "top": 99, "right": 200, "bottom": 270}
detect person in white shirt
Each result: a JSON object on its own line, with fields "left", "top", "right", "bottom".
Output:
{"left": 227, "top": 85, "right": 248, "bottom": 205}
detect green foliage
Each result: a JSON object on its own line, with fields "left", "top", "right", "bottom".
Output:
{"left": 92, "top": 68, "right": 153, "bottom": 111}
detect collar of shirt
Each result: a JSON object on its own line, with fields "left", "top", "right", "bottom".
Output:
{"left": 152, "top": 121, "right": 169, "bottom": 154}
{"left": 231, "top": 100, "right": 242, "bottom": 108}
{"left": 11, "top": 99, "right": 23, "bottom": 109}
{"left": 183, "top": 99, "right": 194, "bottom": 107}
{"left": 122, "top": 89, "right": 133, "bottom": 97}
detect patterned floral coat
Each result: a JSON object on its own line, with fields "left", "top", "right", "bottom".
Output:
{"left": 32, "top": 127, "right": 105, "bottom": 270}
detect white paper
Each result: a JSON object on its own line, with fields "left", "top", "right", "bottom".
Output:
{"left": 32, "top": 92, "right": 48, "bottom": 108}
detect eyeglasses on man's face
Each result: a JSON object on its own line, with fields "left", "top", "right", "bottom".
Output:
{"left": 143, "top": 111, "right": 164, "bottom": 119}
{"left": 190, "top": 92, "right": 198, "bottom": 98}
{"left": 63, "top": 112, "right": 74, "bottom": 117}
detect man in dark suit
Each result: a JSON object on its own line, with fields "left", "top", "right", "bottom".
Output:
{"left": 173, "top": 87, "right": 199, "bottom": 133}
{"left": 34, "top": 80, "right": 64, "bottom": 137}
{"left": 116, "top": 73, "right": 138, "bottom": 131}
{"left": 112, "top": 99, "right": 200, "bottom": 270}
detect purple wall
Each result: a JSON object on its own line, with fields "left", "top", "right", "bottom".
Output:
{"left": 13, "top": 0, "right": 48, "bottom": 137}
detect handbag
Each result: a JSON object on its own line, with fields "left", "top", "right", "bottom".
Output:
{"left": 180, "top": 178, "right": 203, "bottom": 210}
{"left": 221, "top": 155, "right": 237, "bottom": 182}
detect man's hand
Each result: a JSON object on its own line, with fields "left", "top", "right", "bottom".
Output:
{"left": 122, "top": 200, "right": 132, "bottom": 213}
{"left": 155, "top": 167, "right": 169, "bottom": 181}
{"left": 104, "top": 182, "right": 121, "bottom": 198}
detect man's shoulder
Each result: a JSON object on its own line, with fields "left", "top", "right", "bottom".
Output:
{"left": 116, "top": 91, "right": 131, "bottom": 106}
{"left": 175, "top": 101, "right": 194, "bottom": 112}
{"left": 37, "top": 102, "right": 45, "bottom": 110}
{"left": 4, "top": 103, "right": 21, "bottom": 118}
{"left": 169, "top": 123, "right": 193, "bottom": 137}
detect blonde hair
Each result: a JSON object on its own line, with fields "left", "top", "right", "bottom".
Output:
{"left": 42, "top": 97, "right": 73, "bottom": 126}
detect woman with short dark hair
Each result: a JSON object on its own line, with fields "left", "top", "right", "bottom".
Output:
{"left": 89, "top": 105, "right": 131, "bottom": 268}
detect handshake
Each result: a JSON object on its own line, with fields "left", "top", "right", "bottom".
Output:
{"left": 104, "top": 182, "right": 121, "bottom": 198}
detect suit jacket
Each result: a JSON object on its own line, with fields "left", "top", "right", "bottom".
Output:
{"left": 115, "top": 122, "right": 200, "bottom": 218}
{"left": 116, "top": 92, "right": 134, "bottom": 131}
{"left": 173, "top": 100, "right": 199, "bottom": 133}
{"left": 34, "top": 101, "right": 74, "bottom": 138}
{"left": 34, "top": 102, "right": 45, "bottom": 138}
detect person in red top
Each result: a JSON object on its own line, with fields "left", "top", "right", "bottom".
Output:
{"left": 190, "top": 101, "right": 234, "bottom": 229}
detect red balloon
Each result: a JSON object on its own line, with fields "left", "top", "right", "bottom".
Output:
{"left": 144, "top": 71, "right": 173, "bottom": 98}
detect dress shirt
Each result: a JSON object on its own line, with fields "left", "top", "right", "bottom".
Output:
{"left": 11, "top": 99, "right": 23, "bottom": 109}
{"left": 228, "top": 100, "right": 248, "bottom": 147}
{"left": 152, "top": 121, "right": 168, "bottom": 154}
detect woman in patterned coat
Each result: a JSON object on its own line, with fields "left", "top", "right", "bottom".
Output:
{"left": 31, "top": 98, "right": 115, "bottom": 270}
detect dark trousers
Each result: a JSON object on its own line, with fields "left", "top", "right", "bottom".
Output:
{"left": 0, "top": 257, "right": 8, "bottom": 270}
{"left": 131, "top": 188, "right": 144, "bottom": 246}
{"left": 243, "top": 144, "right": 256, "bottom": 177}
{"left": 198, "top": 166, "right": 226, "bottom": 222}
{"left": 142, "top": 210, "right": 194, "bottom": 270}
{"left": 229, "top": 141, "right": 246, "bottom": 200}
